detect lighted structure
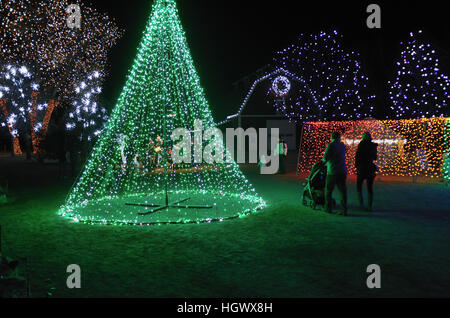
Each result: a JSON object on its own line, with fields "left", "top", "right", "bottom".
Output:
{"left": 59, "top": 0, "right": 265, "bottom": 225}
{"left": 298, "top": 118, "right": 449, "bottom": 179}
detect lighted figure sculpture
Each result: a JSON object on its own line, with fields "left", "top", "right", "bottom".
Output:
{"left": 59, "top": 0, "right": 265, "bottom": 225}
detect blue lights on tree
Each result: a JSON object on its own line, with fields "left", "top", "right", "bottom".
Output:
{"left": 389, "top": 30, "right": 450, "bottom": 119}
{"left": 271, "top": 30, "right": 375, "bottom": 123}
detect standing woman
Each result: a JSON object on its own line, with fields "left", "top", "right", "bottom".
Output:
{"left": 355, "top": 132, "right": 378, "bottom": 211}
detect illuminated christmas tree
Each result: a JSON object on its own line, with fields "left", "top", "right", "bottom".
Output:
{"left": 59, "top": 0, "right": 265, "bottom": 225}
{"left": 389, "top": 31, "right": 450, "bottom": 119}
{"left": 270, "top": 30, "right": 375, "bottom": 122}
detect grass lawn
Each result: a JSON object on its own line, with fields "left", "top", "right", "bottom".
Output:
{"left": 0, "top": 156, "right": 449, "bottom": 297}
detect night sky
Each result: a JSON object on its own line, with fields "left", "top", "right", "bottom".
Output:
{"left": 92, "top": 0, "right": 450, "bottom": 120}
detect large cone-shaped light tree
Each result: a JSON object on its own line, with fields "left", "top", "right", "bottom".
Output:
{"left": 59, "top": 0, "right": 265, "bottom": 225}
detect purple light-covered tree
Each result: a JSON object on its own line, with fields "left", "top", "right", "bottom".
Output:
{"left": 270, "top": 30, "right": 375, "bottom": 122}
{"left": 389, "top": 30, "right": 450, "bottom": 119}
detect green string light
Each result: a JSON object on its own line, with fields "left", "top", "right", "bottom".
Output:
{"left": 444, "top": 118, "right": 450, "bottom": 181}
{"left": 59, "top": 0, "right": 265, "bottom": 225}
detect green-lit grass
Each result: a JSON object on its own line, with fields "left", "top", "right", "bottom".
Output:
{"left": 0, "top": 156, "right": 449, "bottom": 297}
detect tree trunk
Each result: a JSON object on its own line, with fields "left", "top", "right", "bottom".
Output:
{"left": 29, "top": 91, "right": 39, "bottom": 154}
{"left": 0, "top": 98, "right": 23, "bottom": 156}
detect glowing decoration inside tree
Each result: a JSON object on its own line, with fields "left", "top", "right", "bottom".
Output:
{"left": 59, "top": 0, "right": 265, "bottom": 225}
{"left": 389, "top": 31, "right": 450, "bottom": 119}
{"left": 272, "top": 76, "right": 291, "bottom": 97}
{"left": 298, "top": 117, "right": 449, "bottom": 179}
{"left": 271, "top": 30, "right": 375, "bottom": 122}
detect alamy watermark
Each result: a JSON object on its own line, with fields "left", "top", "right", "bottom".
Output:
{"left": 66, "top": 4, "right": 81, "bottom": 29}
{"left": 366, "top": 264, "right": 381, "bottom": 289}
{"left": 171, "top": 120, "right": 281, "bottom": 175}
{"left": 366, "top": 4, "right": 381, "bottom": 29}
{"left": 118, "top": 120, "right": 283, "bottom": 175}
{"left": 66, "top": 264, "right": 81, "bottom": 289}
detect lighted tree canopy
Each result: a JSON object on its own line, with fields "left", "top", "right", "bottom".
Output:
{"left": 389, "top": 31, "right": 450, "bottom": 119}
{"left": 60, "top": 0, "right": 265, "bottom": 225}
{"left": 0, "top": 0, "right": 122, "bottom": 154}
{"left": 270, "top": 30, "right": 375, "bottom": 122}
{"left": 0, "top": 0, "right": 121, "bottom": 100}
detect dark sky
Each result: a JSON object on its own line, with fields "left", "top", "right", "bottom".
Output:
{"left": 92, "top": 0, "right": 450, "bottom": 120}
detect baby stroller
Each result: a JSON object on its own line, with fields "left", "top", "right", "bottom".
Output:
{"left": 302, "top": 161, "right": 329, "bottom": 210}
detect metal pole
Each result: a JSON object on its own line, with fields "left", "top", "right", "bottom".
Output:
{"left": 163, "top": 110, "right": 169, "bottom": 206}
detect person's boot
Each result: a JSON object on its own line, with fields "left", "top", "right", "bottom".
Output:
{"left": 322, "top": 199, "right": 332, "bottom": 214}
{"left": 358, "top": 191, "right": 365, "bottom": 210}
{"left": 336, "top": 199, "right": 348, "bottom": 216}
{"left": 322, "top": 205, "right": 332, "bottom": 214}
{"left": 367, "top": 194, "right": 373, "bottom": 212}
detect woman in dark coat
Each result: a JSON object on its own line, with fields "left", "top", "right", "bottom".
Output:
{"left": 355, "top": 132, "right": 378, "bottom": 211}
